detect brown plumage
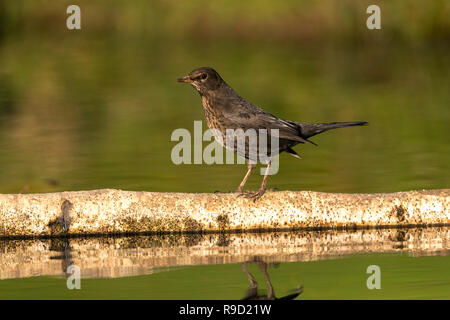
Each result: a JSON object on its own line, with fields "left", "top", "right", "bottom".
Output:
{"left": 178, "top": 67, "right": 367, "bottom": 200}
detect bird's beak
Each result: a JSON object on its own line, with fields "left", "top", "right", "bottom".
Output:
{"left": 177, "top": 76, "right": 191, "bottom": 83}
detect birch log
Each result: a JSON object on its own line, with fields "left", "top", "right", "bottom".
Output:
{"left": 0, "top": 189, "right": 448, "bottom": 237}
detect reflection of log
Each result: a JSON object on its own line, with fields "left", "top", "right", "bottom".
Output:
{"left": 0, "top": 189, "right": 448, "bottom": 237}
{"left": 1, "top": 228, "right": 449, "bottom": 279}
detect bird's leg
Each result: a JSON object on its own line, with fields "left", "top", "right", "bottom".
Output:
{"left": 258, "top": 262, "right": 275, "bottom": 300}
{"left": 242, "top": 263, "right": 258, "bottom": 288}
{"left": 241, "top": 262, "right": 259, "bottom": 299}
{"left": 245, "top": 161, "right": 271, "bottom": 201}
{"left": 236, "top": 163, "right": 256, "bottom": 194}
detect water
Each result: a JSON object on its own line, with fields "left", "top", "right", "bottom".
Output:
{"left": 0, "top": 227, "right": 449, "bottom": 299}
{"left": 0, "top": 28, "right": 449, "bottom": 194}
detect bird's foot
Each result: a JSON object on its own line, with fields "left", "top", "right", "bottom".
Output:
{"left": 236, "top": 187, "right": 251, "bottom": 197}
{"left": 236, "top": 189, "right": 260, "bottom": 198}
{"left": 242, "top": 188, "right": 266, "bottom": 202}
{"left": 236, "top": 190, "right": 249, "bottom": 197}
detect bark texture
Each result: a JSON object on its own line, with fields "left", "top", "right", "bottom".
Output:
{"left": 0, "top": 189, "right": 448, "bottom": 237}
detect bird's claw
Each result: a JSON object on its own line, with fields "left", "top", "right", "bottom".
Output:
{"left": 242, "top": 188, "right": 266, "bottom": 202}
{"left": 236, "top": 190, "right": 248, "bottom": 198}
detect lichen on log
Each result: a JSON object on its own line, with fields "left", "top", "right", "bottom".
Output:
{"left": 0, "top": 189, "right": 448, "bottom": 237}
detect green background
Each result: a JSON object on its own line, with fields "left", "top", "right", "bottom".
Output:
{"left": 0, "top": 0, "right": 449, "bottom": 194}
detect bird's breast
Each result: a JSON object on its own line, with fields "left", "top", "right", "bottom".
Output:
{"left": 201, "top": 96, "right": 235, "bottom": 149}
{"left": 201, "top": 97, "right": 223, "bottom": 130}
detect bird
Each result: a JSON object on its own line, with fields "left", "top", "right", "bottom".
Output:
{"left": 241, "top": 261, "right": 303, "bottom": 300}
{"left": 177, "top": 67, "right": 367, "bottom": 200}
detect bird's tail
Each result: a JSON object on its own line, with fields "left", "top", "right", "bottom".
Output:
{"left": 298, "top": 121, "right": 368, "bottom": 138}
{"left": 278, "top": 286, "right": 304, "bottom": 300}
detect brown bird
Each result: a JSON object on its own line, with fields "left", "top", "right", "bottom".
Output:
{"left": 177, "top": 67, "right": 367, "bottom": 200}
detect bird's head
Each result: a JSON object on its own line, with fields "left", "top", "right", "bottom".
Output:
{"left": 177, "top": 67, "right": 223, "bottom": 94}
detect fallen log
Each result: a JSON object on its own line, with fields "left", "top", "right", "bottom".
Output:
{"left": 0, "top": 189, "right": 448, "bottom": 237}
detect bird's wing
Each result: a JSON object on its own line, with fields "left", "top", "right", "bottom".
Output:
{"left": 221, "top": 99, "right": 316, "bottom": 145}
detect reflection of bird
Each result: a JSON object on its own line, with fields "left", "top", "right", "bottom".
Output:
{"left": 241, "top": 261, "right": 303, "bottom": 300}
{"left": 178, "top": 67, "right": 367, "bottom": 200}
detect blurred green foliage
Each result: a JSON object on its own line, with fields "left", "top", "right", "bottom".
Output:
{"left": 1, "top": 0, "right": 449, "bottom": 43}
{"left": 0, "top": 0, "right": 448, "bottom": 194}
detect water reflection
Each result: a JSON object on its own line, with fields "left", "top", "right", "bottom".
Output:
{"left": 0, "top": 227, "right": 448, "bottom": 280}
{"left": 48, "top": 239, "right": 74, "bottom": 275}
{"left": 241, "top": 260, "right": 303, "bottom": 300}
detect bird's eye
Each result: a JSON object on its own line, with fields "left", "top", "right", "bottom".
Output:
{"left": 201, "top": 73, "right": 207, "bottom": 80}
